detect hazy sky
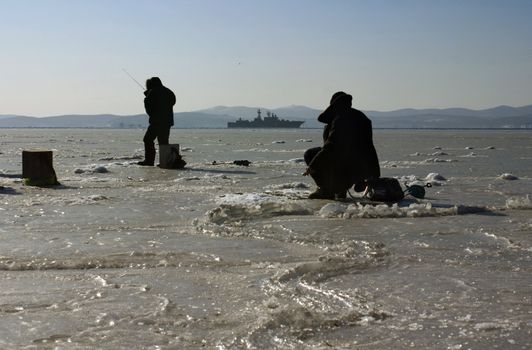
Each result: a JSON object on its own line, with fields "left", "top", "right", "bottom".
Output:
{"left": 2, "top": 0, "right": 531, "bottom": 116}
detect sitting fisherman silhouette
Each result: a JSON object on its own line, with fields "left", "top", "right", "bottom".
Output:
{"left": 138, "top": 77, "right": 176, "bottom": 166}
{"left": 303, "top": 91, "right": 380, "bottom": 199}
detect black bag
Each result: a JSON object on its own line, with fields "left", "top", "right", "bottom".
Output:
{"left": 172, "top": 154, "right": 187, "bottom": 169}
{"left": 367, "top": 178, "right": 404, "bottom": 202}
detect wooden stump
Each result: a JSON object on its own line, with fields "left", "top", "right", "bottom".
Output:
{"left": 22, "top": 149, "right": 59, "bottom": 186}
{"left": 159, "top": 144, "right": 186, "bottom": 169}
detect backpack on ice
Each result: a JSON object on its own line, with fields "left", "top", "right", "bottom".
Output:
{"left": 366, "top": 178, "right": 404, "bottom": 202}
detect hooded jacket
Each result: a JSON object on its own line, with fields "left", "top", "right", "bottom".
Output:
{"left": 309, "top": 105, "right": 380, "bottom": 191}
{"left": 144, "top": 79, "right": 176, "bottom": 127}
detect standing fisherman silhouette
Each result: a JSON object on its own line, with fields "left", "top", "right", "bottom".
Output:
{"left": 138, "top": 77, "right": 176, "bottom": 166}
{"left": 303, "top": 91, "right": 380, "bottom": 199}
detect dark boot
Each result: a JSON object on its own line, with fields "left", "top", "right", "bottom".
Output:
{"left": 138, "top": 143, "right": 156, "bottom": 166}
{"left": 308, "top": 188, "right": 334, "bottom": 199}
{"left": 335, "top": 191, "right": 347, "bottom": 200}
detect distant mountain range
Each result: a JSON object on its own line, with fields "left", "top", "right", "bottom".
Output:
{"left": 1, "top": 104, "right": 531, "bottom": 129}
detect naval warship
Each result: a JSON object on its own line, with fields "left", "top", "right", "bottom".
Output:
{"left": 227, "top": 109, "right": 304, "bottom": 128}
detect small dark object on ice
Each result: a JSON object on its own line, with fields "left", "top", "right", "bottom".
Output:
{"left": 211, "top": 160, "right": 251, "bottom": 166}
{"left": 137, "top": 160, "right": 154, "bottom": 166}
{"left": 233, "top": 160, "right": 251, "bottom": 166}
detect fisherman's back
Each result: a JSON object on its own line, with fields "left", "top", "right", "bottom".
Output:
{"left": 305, "top": 91, "right": 380, "bottom": 199}
{"left": 144, "top": 85, "right": 176, "bottom": 127}
{"left": 325, "top": 108, "right": 379, "bottom": 183}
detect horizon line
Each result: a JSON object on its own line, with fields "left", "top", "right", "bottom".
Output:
{"left": 2, "top": 103, "right": 532, "bottom": 118}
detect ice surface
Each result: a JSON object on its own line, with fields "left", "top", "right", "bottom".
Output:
{"left": 506, "top": 195, "right": 531, "bottom": 209}
{"left": 425, "top": 172, "right": 446, "bottom": 181}
{"left": 205, "top": 193, "right": 312, "bottom": 224}
{"left": 499, "top": 173, "right": 519, "bottom": 180}
{"left": 265, "top": 182, "right": 310, "bottom": 190}
{"left": 424, "top": 157, "right": 456, "bottom": 163}
{"left": 1, "top": 129, "right": 531, "bottom": 349}
{"left": 320, "top": 202, "right": 466, "bottom": 219}
{"left": 74, "top": 164, "right": 110, "bottom": 174}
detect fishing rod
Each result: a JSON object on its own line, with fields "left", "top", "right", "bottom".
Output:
{"left": 122, "top": 68, "right": 145, "bottom": 91}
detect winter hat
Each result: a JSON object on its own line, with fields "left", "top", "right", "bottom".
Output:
{"left": 317, "top": 91, "right": 354, "bottom": 124}
{"left": 329, "top": 91, "right": 352, "bottom": 106}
